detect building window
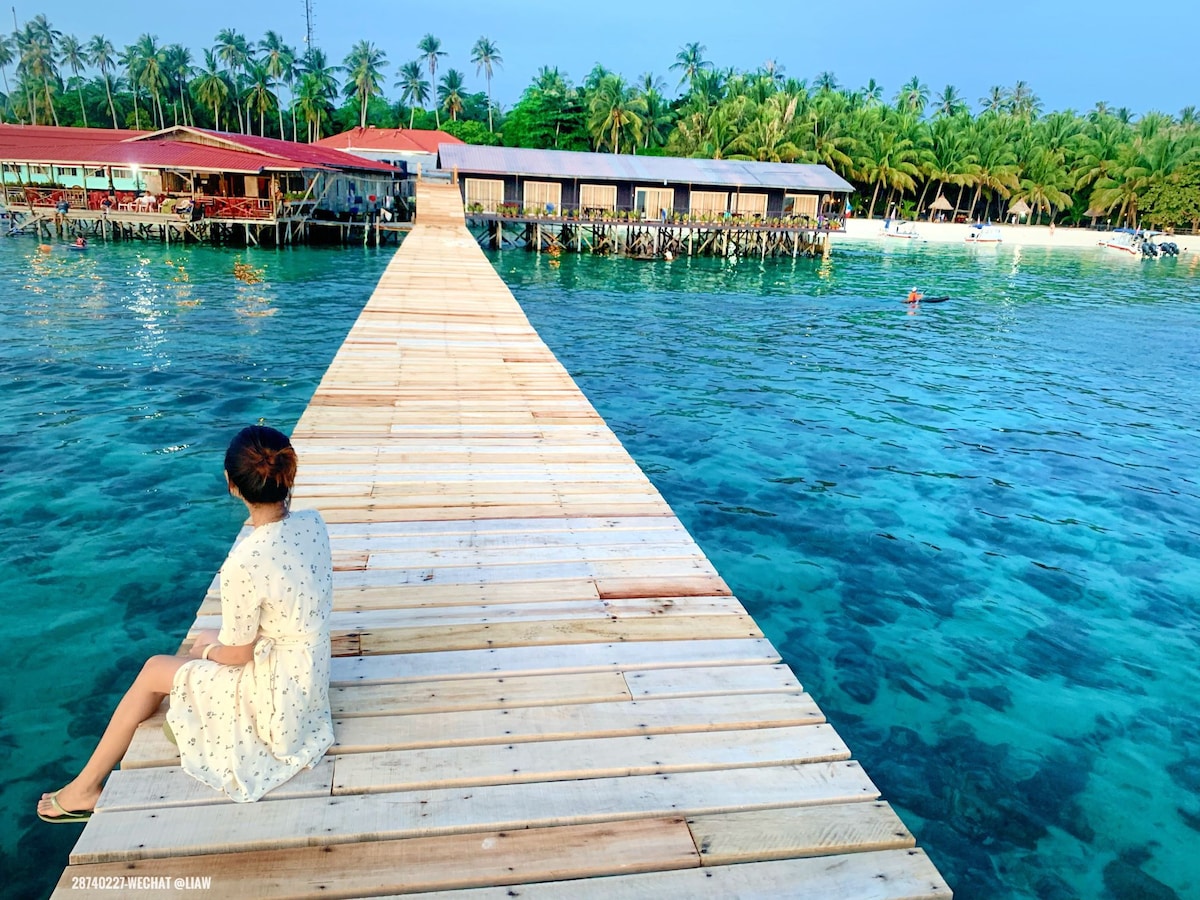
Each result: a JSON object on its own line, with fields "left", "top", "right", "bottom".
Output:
{"left": 783, "top": 194, "right": 819, "bottom": 220}
{"left": 111, "top": 167, "right": 134, "bottom": 180}
{"left": 690, "top": 191, "right": 728, "bottom": 216}
{"left": 732, "top": 192, "right": 767, "bottom": 218}
{"left": 634, "top": 186, "right": 674, "bottom": 218}
{"left": 59, "top": 166, "right": 79, "bottom": 177}
{"left": 465, "top": 177, "right": 504, "bottom": 212}
{"left": 522, "top": 180, "right": 562, "bottom": 213}
{"left": 579, "top": 183, "right": 617, "bottom": 213}
{"left": 28, "top": 165, "right": 50, "bottom": 177}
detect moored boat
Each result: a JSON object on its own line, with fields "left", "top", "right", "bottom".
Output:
{"left": 880, "top": 221, "right": 920, "bottom": 240}
{"left": 1099, "top": 228, "right": 1180, "bottom": 259}
{"left": 965, "top": 224, "right": 1003, "bottom": 244}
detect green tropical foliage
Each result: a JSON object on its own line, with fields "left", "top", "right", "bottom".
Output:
{"left": 1, "top": 19, "right": 1196, "bottom": 230}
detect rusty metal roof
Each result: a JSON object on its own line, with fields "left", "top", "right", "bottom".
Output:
{"left": 437, "top": 144, "right": 854, "bottom": 193}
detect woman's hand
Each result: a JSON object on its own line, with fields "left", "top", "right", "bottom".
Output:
{"left": 188, "top": 629, "right": 221, "bottom": 659}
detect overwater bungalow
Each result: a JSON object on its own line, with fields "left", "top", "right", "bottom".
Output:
{"left": 437, "top": 144, "right": 854, "bottom": 260}
{"left": 0, "top": 124, "right": 404, "bottom": 245}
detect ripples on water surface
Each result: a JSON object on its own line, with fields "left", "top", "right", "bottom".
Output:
{"left": 500, "top": 243, "right": 1200, "bottom": 900}
{"left": 0, "top": 239, "right": 393, "bottom": 898}
{"left": 3, "top": 236, "right": 1198, "bottom": 899}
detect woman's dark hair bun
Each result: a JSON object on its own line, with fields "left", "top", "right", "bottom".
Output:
{"left": 225, "top": 425, "right": 296, "bottom": 504}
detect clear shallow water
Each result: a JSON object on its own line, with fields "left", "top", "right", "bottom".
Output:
{"left": 0, "top": 238, "right": 394, "bottom": 899}
{"left": 4, "top": 235, "right": 1198, "bottom": 899}
{"left": 496, "top": 243, "right": 1200, "bottom": 900}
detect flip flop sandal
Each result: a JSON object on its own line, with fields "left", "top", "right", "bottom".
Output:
{"left": 38, "top": 792, "right": 93, "bottom": 824}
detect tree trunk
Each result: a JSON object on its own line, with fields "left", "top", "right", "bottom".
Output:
{"left": 916, "top": 179, "right": 933, "bottom": 219}
{"left": 77, "top": 85, "right": 88, "bottom": 127}
{"left": 970, "top": 183, "right": 983, "bottom": 221}
{"left": 868, "top": 180, "right": 882, "bottom": 219}
{"left": 105, "top": 76, "right": 118, "bottom": 129}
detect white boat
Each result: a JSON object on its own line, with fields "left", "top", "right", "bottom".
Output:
{"left": 965, "top": 224, "right": 1003, "bottom": 244}
{"left": 1098, "top": 228, "right": 1179, "bottom": 259}
{"left": 880, "top": 221, "right": 920, "bottom": 239}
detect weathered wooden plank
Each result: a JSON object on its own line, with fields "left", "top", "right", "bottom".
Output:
{"left": 393, "top": 848, "right": 953, "bottom": 900}
{"left": 54, "top": 818, "right": 699, "bottom": 900}
{"left": 330, "top": 671, "right": 633, "bottom": 717}
{"left": 97, "top": 758, "right": 334, "bottom": 813}
{"left": 626, "top": 663, "right": 802, "bottom": 698}
{"left": 330, "top": 638, "right": 782, "bottom": 685}
{"left": 688, "top": 801, "right": 917, "bottom": 865}
{"left": 329, "top": 693, "right": 824, "bottom": 754}
{"left": 69, "top": 762, "right": 880, "bottom": 864}
{"left": 331, "top": 724, "right": 849, "bottom": 796}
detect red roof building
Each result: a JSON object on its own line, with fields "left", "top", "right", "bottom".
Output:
{"left": 314, "top": 127, "right": 463, "bottom": 174}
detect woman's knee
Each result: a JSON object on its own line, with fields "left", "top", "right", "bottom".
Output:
{"left": 138, "top": 654, "right": 183, "bottom": 693}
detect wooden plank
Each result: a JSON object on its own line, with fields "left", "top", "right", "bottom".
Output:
{"left": 332, "top": 724, "right": 849, "bottom": 795}
{"left": 329, "top": 693, "right": 824, "bottom": 754}
{"left": 54, "top": 818, "right": 699, "bottom": 900}
{"left": 688, "top": 801, "right": 916, "bottom": 865}
{"left": 347, "top": 614, "right": 764, "bottom": 657}
{"left": 626, "top": 663, "right": 802, "bottom": 698}
{"left": 393, "top": 848, "right": 953, "bottom": 900}
{"left": 69, "top": 762, "right": 880, "bottom": 863}
{"left": 98, "top": 759, "right": 335, "bottom": 813}
{"left": 330, "top": 671, "right": 633, "bottom": 717}
{"left": 330, "top": 638, "right": 782, "bottom": 685}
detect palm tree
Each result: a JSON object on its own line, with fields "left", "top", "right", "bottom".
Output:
{"left": 396, "top": 61, "right": 430, "bottom": 128}
{"left": 587, "top": 74, "right": 646, "bottom": 154}
{"left": 670, "top": 42, "right": 710, "bottom": 93}
{"left": 163, "top": 44, "right": 194, "bottom": 126}
{"left": 0, "top": 35, "right": 15, "bottom": 122}
{"left": 854, "top": 110, "right": 920, "bottom": 218}
{"left": 131, "top": 34, "right": 167, "bottom": 128}
{"left": 934, "top": 85, "right": 967, "bottom": 118}
{"left": 637, "top": 73, "right": 673, "bottom": 149}
{"left": 296, "top": 48, "right": 338, "bottom": 140}
{"left": 1007, "top": 81, "right": 1042, "bottom": 119}
{"left": 343, "top": 40, "right": 387, "bottom": 129}
{"left": 861, "top": 78, "right": 884, "bottom": 107}
{"left": 59, "top": 34, "right": 88, "bottom": 126}
{"left": 417, "top": 34, "right": 447, "bottom": 127}
{"left": 814, "top": 71, "right": 840, "bottom": 93}
{"left": 87, "top": 35, "right": 120, "bottom": 128}
{"left": 215, "top": 28, "right": 252, "bottom": 132}
{"left": 16, "top": 16, "right": 62, "bottom": 125}
{"left": 894, "top": 76, "right": 929, "bottom": 116}
{"left": 470, "top": 36, "right": 502, "bottom": 131}
{"left": 245, "top": 62, "right": 278, "bottom": 135}
{"left": 192, "top": 49, "right": 229, "bottom": 130}
{"left": 119, "top": 43, "right": 143, "bottom": 128}
{"left": 979, "top": 85, "right": 1007, "bottom": 115}
{"left": 437, "top": 68, "right": 466, "bottom": 121}
{"left": 259, "top": 32, "right": 295, "bottom": 139}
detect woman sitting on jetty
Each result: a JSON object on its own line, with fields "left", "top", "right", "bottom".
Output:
{"left": 38, "top": 425, "right": 335, "bottom": 821}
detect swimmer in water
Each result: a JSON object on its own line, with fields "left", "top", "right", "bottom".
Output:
{"left": 906, "top": 286, "right": 923, "bottom": 303}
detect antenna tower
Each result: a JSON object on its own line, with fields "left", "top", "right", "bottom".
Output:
{"left": 304, "top": 0, "right": 315, "bottom": 48}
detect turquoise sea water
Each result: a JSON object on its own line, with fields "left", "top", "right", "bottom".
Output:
{"left": 0, "top": 238, "right": 394, "bottom": 899}
{"left": 3, "top": 235, "right": 1198, "bottom": 899}
{"left": 497, "top": 244, "right": 1200, "bottom": 900}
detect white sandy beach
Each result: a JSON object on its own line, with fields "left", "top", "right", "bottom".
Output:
{"left": 840, "top": 218, "right": 1200, "bottom": 253}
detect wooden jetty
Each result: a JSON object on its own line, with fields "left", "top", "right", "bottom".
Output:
{"left": 469, "top": 212, "right": 835, "bottom": 261}
{"left": 52, "top": 183, "right": 951, "bottom": 898}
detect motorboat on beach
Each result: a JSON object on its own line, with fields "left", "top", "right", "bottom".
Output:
{"left": 1099, "top": 228, "right": 1180, "bottom": 259}
{"left": 880, "top": 220, "right": 920, "bottom": 240}
{"left": 965, "top": 224, "right": 1003, "bottom": 244}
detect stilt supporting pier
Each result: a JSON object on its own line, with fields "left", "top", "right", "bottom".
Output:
{"left": 52, "top": 183, "right": 950, "bottom": 899}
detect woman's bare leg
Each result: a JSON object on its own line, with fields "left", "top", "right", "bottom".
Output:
{"left": 38, "top": 654, "right": 190, "bottom": 818}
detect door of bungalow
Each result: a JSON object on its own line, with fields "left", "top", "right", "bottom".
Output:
{"left": 634, "top": 187, "right": 674, "bottom": 220}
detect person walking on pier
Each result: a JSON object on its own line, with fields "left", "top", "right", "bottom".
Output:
{"left": 37, "top": 425, "right": 335, "bottom": 822}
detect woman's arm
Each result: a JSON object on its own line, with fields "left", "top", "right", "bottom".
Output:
{"left": 189, "top": 629, "right": 255, "bottom": 665}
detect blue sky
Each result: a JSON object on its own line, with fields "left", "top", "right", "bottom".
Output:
{"left": 25, "top": 0, "right": 1200, "bottom": 118}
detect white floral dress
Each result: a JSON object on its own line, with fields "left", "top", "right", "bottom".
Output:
{"left": 167, "top": 508, "right": 335, "bottom": 802}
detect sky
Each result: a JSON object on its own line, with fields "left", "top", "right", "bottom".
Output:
{"left": 20, "top": 0, "right": 1200, "bottom": 119}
